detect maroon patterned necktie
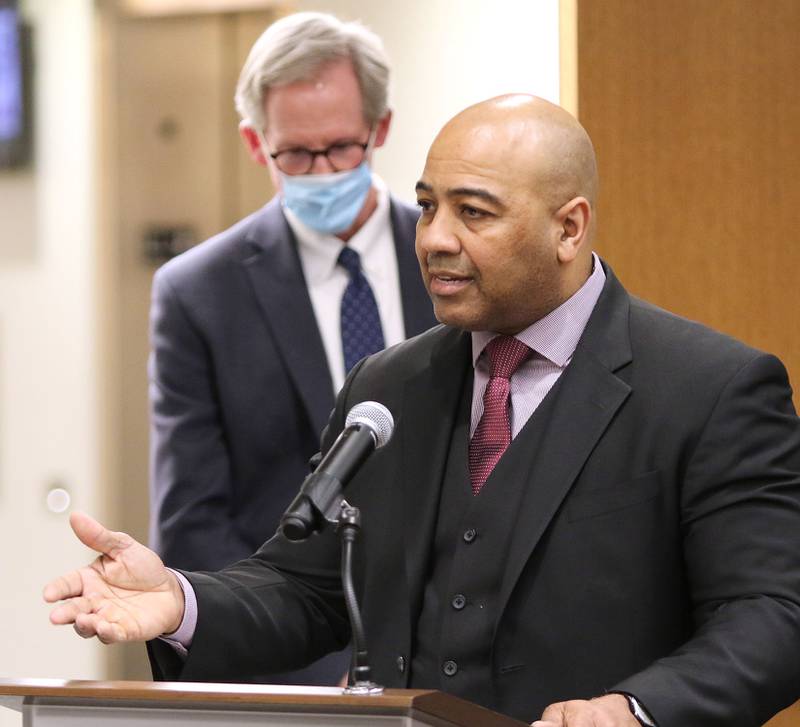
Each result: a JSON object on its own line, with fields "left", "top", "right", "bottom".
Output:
{"left": 468, "top": 335, "right": 532, "bottom": 495}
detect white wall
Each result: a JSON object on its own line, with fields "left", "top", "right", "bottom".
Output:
{"left": 0, "top": 2, "right": 560, "bottom": 720}
{"left": 0, "top": 1, "right": 103, "bottom": 722}
{"left": 293, "top": 0, "right": 561, "bottom": 203}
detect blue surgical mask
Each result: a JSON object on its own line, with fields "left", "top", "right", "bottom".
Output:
{"left": 280, "top": 162, "right": 373, "bottom": 235}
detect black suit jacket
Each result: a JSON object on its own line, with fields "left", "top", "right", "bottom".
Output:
{"left": 151, "top": 263, "right": 800, "bottom": 726}
{"left": 148, "top": 196, "right": 435, "bottom": 571}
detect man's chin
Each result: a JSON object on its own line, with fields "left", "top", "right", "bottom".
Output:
{"left": 432, "top": 304, "right": 486, "bottom": 332}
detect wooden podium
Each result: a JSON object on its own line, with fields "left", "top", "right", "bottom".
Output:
{"left": 0, "top": 678, "right": 527, "bottom": 726}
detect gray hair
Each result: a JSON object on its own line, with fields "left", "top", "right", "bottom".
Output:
{"left": 235, "top": 12, "right": 390, "bottom": 131}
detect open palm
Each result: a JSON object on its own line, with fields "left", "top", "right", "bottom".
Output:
{"left": 44, "top": 512, "right": 184, "bottom": 644}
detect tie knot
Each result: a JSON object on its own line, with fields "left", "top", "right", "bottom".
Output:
{"left": 337, "top": 246, "right": 361, "bottom": 277}
{"left": 484, "top": 335, "right": 531, "bottom": 379}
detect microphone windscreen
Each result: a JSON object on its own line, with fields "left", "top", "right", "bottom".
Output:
{"left": 345, "top": 401, "right": 394, "bottom": 448}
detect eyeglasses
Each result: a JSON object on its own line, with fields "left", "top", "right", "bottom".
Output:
{"left": 268, "top": 138, "right": 371, "bottom": 176}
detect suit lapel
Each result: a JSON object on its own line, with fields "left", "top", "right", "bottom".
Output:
{"left": 239, "top": 200, "right": 334, "bottom": 438}
{"left": 389, "top": 198, "right": 436, "bottom": 337}
{"left": 495, "top": 266, "right": 634, "bottom": 619}
{"left": 401, "top": 327, "right": 472, "bottom": 621}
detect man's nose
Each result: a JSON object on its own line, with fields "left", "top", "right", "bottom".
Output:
{"left": 417, "top": 209, "right": 461, "bottom": 255}
{"left": 309, "top": 152, "right": 337, "bottom": 174}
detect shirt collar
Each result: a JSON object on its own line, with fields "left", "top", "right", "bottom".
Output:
{"left": 471, "top": 252, "right": 606, "bottom": 367}
{"left": 283, "top": 174, "right": 390, "bottom": 284}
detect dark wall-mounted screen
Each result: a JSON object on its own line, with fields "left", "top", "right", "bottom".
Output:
{"left": 0, "top": 0, "right": 32, "bottom": 168}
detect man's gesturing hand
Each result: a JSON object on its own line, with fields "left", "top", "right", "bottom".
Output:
{"left": 43, "top": 511, "right": 185, "bottom": 644}
{"left": 531, "top": 694, "right": 641, "bottom": 727}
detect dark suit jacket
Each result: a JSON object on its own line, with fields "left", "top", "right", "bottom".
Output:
{"left": 148, "top": 195, "right": 435, "bottom": 572}
{"left": 150, "top": 262, "right": 800, "bottom": 726}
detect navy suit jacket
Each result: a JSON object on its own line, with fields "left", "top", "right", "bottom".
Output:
{"left": 148, "top": 196, "right": 435, "bottom": 572}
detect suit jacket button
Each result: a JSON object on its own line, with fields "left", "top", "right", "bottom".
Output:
{"left": 396, "top": 655, "right": 406, "bottom": 673}
{"left": 442, "top": 660, "right": 458, "bottom": 676}
{"left": 463, "top": 528, "right": 477, "bottom": 543}
{"left": 451, "top": 594, "right": 466, "bottom": 610}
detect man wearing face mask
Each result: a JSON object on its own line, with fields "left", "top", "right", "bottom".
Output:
{"left": 147, "top": 12, "right": 436, "bottom": 685}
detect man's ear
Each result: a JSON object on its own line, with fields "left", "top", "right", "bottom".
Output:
{"left": 239, "top": 122, "right": 268, "bottom": 167}
{"left": 556, "top": 196, "right": 592, "bottom": 263}
{"left": 373, "top": 109, "right": 393, "bottom": 149}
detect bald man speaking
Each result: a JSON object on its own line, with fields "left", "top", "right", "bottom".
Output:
{"left": 45, "top": 96, "right": 800, "bottom": 726}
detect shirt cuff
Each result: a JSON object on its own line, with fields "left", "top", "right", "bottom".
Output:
{"left": 157, "top": 569, "right": 198, "bottom": 657}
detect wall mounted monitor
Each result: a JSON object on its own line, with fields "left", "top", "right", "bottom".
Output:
{"left": 0, "top": 0, "right": 32, "bottom": 168}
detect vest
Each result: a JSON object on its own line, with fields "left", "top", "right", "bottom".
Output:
{"left": 409, "top": 371, "right": 562, "bottom": 710}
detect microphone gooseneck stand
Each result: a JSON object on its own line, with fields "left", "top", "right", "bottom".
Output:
{"left": 279, "top": 402, "right": 395, "bottom": 696}
{"left": 337, "top": 502, "right": 383, "bottom": 695}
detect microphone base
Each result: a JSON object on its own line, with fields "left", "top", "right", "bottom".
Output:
{"left": 342, "top": 681, "right": 384, "bottom": 696}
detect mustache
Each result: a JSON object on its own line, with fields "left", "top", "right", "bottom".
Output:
{"left": 424, "top": 253, "right": 473, "bottom": 277}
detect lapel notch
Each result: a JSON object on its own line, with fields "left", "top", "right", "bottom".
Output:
{"left": 495, "top": 263, "right": 635, "bottom": 619}
{"left": 239, "top": 200, "right": 334, "bottom": 438}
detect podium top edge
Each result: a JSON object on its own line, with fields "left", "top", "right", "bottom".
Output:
{"left": 0, "top": 677, "right": 429, "bottom": 704}
{"left": 0, "top": 678, "right": 527, "bottom": 725}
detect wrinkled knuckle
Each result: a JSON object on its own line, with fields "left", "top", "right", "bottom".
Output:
{"left": 541, "top": 702, "right": 562, "bottom": 719}
{"left": 115, "top": 531, "right": 133, "bottom": 548}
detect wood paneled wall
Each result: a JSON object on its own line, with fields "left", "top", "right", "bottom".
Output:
{"left": 577, "top": 0, "right": 800, "bottom": 407}
{"left": 576, "top": 3, "right": 800, "bottom": 724}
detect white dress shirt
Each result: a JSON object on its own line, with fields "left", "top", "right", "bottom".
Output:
{"left": 283, "top": 175, "right": 406, "bottom": 393}
{"left": 470, "top": 253, "right": 606, "bottom": 437}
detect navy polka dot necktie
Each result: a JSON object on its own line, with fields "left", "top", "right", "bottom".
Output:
{"left": 338, "top": 246, "right": 386, "bottom": 373}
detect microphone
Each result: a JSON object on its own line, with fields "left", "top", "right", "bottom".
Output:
{"left": 280, "top": 401, "right": 394, "bottom": 541}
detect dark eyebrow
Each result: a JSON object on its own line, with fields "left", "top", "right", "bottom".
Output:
{"left": 447, "top": 187, "right": 503, "bottom": 207}
{"left": 414, "top": 181, "right": 503, "bottom": 209}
